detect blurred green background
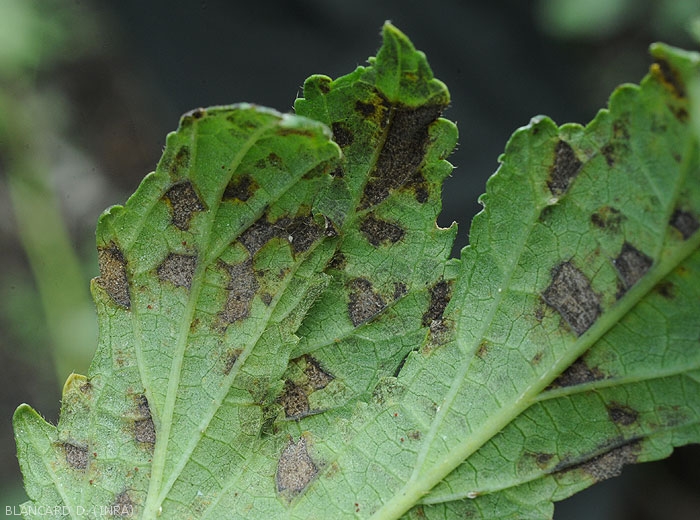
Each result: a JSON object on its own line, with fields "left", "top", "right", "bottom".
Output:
{"left": 1, "top": 0, "right": 698, "bottom": 517}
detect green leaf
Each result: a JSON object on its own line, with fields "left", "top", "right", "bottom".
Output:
{"left": 13, "top": 24, "right": 700, "bottom": 520}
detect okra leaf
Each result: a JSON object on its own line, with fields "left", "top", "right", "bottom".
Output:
{"left": 13, "top": 23, "right": 700, "bottom": 520}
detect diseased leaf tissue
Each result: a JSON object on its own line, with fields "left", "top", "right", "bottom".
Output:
{"left": 13, "top": 23, "right": 700, "bottom": 520}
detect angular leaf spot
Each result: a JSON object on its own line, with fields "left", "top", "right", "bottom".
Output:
{"left": 156, "top": 253, "right": 197, "bottom": 289}
{"left": 569, "top": 441, "right": 641, "bottom": 482}
{"left": 548, "top": 357, "right": 606, "bottom": 389}
{"left": 111, "top": 490, "right": 135, "bottom": 518}
{"left": 62, "top": 442, "right": 88, "bottom": 470}
{"left": 547, "top": 140, "right": 583, "bottom": 197}
{"left": 276, "top": 436, "right": 318, "bottom": 498}
{"left": 359, "top": 104, "right": 445, "bottom": 209}
{"left": 303, "top": 355, "right": 334, "bottom": 390}
{"left": 163, "top": 181, "right": 206, "bottom": 231}
{"left": 542, "top": 261, "right": 601, "bottom": 335}
{"left": 607, "top": 402, "right": 639, "bottom": 426}
{"left": 347, "top": 278, "right": 386, "bottom": 327}
{"left": 96, "top": 243, "right": 130, "bottom": 308}
{"left": 279, "top": 381, "right": 310, "bottom": 419}
{"left": 331, "top": 121, "right": 355, "bottom": 148}
{"left": 422, "top": 280, "right": 452, "bottom": 327}
{"left": 613, "top": 242, "right": 653, "bottom": 291}
{"left": 134, "top": 395, "right": 156, "bottom": 446}
{"left": 223, "top": 173, "right": 258, "bottom": 202}
{"left": 218, "top": 259, "right": 259, "bottom": 325}
{"left": 670, "top": 208, "right": 699, "bottom": 239}
{"left": 359, "top": 214, "right": 405, "bottom": 247}
{"left": 651, "top": 58, "right": 686, "bottom": 98}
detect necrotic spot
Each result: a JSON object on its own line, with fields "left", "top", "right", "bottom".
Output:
{"left": 607, "top": 402, "right": 639, "bottom": 426}
{"left": 548, "top": 356, "right": 605, "bottom": 389}
{"left": 422, "top": 280, "right": 452, "bottom": 327}
{"left": 63, "top": 442, "right": 88, "bottom": 470}
{"left": 613, "top": 242, "right": 653, "bottom": 291}
{"left": 303, "top": 355, "right": 333, "bottom": 390}
{"left": 347, "top": 278, "right": 386, "bottom": 327}
{"left": 163, "top": 181, "right": 206, "bottom": 231}
{"left": 359, "top": 103, "right": 445, "bottom": 209}
{"left": 355, "top": 100, "right": 376, "bottom": 117}
{"left": 134, "top": 395, "right": 156, "bottom": 445}
{"left": 652, "top": 59, "right": 686, "bottom": 98}
{"left": 167, "top": 146, "right": 190, "bottom": 176}
{"left": 547, "top": 140, "right": 583, "bottom": 196}
{"left": 279, "top": 381, "right": 310, "bottom": 419}
{"left": 331, "top": 122, "right": 354, "bottom": 148}
{"left": 286, "top": 216, "right": 323, "bottom": 254}
{"left": 566, "top": 441, "right": 641, "bottom": 482}
{"left": 223, "top": 174, "right": 258, "bottom": 202}
{"left": 96, "top": 243, "right": 130, "bottom": 308}
{"left": 359, "top": 215, "right": 405, "bottom": 246}
{"left": 218, "top": 259, "right": 259, "bottom": 324}
{"left": 156, "top": 253, "right": 197, "bottom": 289}
{"left": 276, "top": 437, "right": 318, "bottom": 498}
{"left": 542, "top": 261, "right": 600, "bottom": 336}
{"left": 670, "top": 209, "right": 699, "bottom": 239}
{"left": 111, "top": 491, "right": 134, "bottom": 518}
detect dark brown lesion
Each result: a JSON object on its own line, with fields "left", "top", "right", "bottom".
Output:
{"left": 347, "top": 278, "right": 386, "bottom": 327}
{"left": 547, "top": 356, "right": 606, "bottom": 389}
{"left": 276, "top": 436, "right": 318, "bottom": 499}
{"left": 422, "top": 279, "right": 452, "bottom": 327}
{"left": 607, "top": 402, "right": 639, "bottom": 426}
{"left": 651, "top": 58, "right": 686, "bottom": 98}
{"left": 279, "top": 381, "right": 310, "bottom": 419}
{"left": 359, "top": 103, "right": 445, "bottom": 210}
{"left": 542, "top": 262, "right": 601, "bottom": 336}
{"left": 359, "top": 215, "right": 405, "bottom": 246}
{"left": 547, "top": 140, "right": 583, "bottom": 197}
{"left": 156, "top": 253, "right": 197, "bottom": 289}
{"left": 133, "top": 394, "right": 156, "bottom": 446}
{"left": 96, "top": 243, "right": 130, "bottom": 308}
{"left": 670, "top": 208, "right": 699, "bottom": 239}
{"left": 613, "top": 242, "right": 653, "bottom": 292}
{"left": 218, "top": 259, "right": 260, "bottom": 325}
{"left": 223, "top": 174, "right": 258, "bottom": 202}
{"left": 238, "top": 213, "right": 323, "bottom": 256}
{"left": 554, "top": 439, "right": 641, "bottom": 483}
{"left": 163, "top": 181, "right": 206, "bottom": 231}
{"left": 62, "top": 442, "right": 89, "bottom": 470}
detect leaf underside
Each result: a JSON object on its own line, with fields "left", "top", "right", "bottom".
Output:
{"left": 13, "top": 23, "right": 700, "bottom": 520}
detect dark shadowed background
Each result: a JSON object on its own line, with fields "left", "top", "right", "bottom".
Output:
{"left": 1, "top": 0, "right": 699, "bottom": 517}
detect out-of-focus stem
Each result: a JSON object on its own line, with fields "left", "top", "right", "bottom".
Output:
{"left": 2, "top": 91, "right": 96, "bottom": 384}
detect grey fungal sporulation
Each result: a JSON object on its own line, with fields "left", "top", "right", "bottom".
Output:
{"left": 279, "top": 381, "right": 310, "bottom": 419}
{"left": 134, "top": 395, "right": 156, "bottom": 446}
{"left": 63, "top": 442, "right": 88, "bottom": 470}
{"left": 111, "top": 491, "right": 135, "bottom": 518}
{"left": 359, "top": 215, "right": 405, "bottom": 246}
{"left": 276, "top": 436, "right": 318, "bottom": 498}
{"left": 548, "top": 357, "right": 606, "bottom": 389}
{"left": 670, "top": 209, "right": 699, "bottom": 239}
{"left": 547, "top": 140, "right": 582, "bottom": 196}
{"left": 156, "top": 253, "right": 197, "bottom": 289}
{"left": 422, "top": 280, "right": 452, "bottom": 327}
{"left": 219, "top": 259, "right": 259, "bottom": 324}
{"left": 359, "top": 103, "right": 445, "bottom": 209}
{"left": 561, "top": 441, "right": 641, "bottom": 482}
{"left": 96, "top": 243, "right": 130, "bottom": 308}
{"left": 303, "top": 355, "right": 334, "bottom": 390}
{"left": 163, "top": 181, "right": 206, "bottom": 231}
{"left": 542, "top": 261, "right": 601, "bottom": 335}
{"left": 347, "top": 278, "right": 386, "bottom": 327}
{"left": 613, "top": 242, "right": 653, "bottom": 291}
